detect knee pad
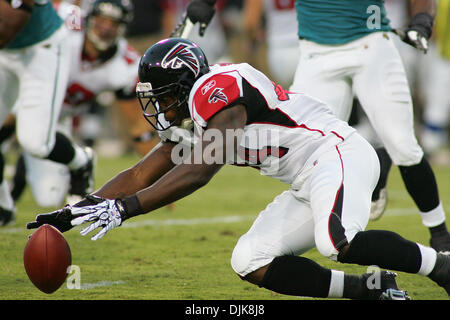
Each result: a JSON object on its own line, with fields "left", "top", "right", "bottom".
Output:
{"left": 314, "top": 218, "right": 343, "bottom": 261}
{"left": 30, "top": 179, "right": 68, "bottom": 208}
{"left": 231, "top": 235, "right": 253, "bottom": 277}
{"left": 386, "top": 140, "right": 423, "bottom": 166}
{"left": 17, "top": 132, "right": 53, "bottom": 158}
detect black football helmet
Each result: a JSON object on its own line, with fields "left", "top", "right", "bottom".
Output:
{"left": 136, "top": 38, "right": 210, "bottom": 131}
{"left": 86, "top": 0, "right": 134, "bottom": 51}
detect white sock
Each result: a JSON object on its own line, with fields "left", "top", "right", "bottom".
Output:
{"left": 417, "top": 243, "right": 437, "bottom": 276}
{"left": 68, "top": 145, "right": 88, "bottom": 170}
{"left": 420, "top": 202, "right": 446, "bottom": 227}
{"left": 328, "top": 270, "right": 345, "bottom": 298}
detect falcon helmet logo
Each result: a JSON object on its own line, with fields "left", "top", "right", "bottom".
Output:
{"left": 161, "top": 42, "right": 200, "bottom": 77}
{"left": 208, "top": 87, "right": 228, "bottom": 104}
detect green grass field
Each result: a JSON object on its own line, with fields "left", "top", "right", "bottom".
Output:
{"left": 0, "top": 152, "right": 449, "bottom": 300}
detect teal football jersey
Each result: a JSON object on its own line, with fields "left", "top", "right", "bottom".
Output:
{"left": 295, "top": 0, "right": 391, "bottom": 44}
{"left": 6, "top": 0, "right": 63, "bottom": 49}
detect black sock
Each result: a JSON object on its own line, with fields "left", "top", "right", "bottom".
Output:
{"left": 46, "top": 132, "right": 76, "bottom": 165}
{"left": 429, "top": 222, "right": 448, "bottom": 239}
{"left": 398, "top": 157, "right": 440, "bottom": 212}
{"left": 338, "top": 230, "right": 421, "bottom": 274}
{"left": 0, "top": 151, "right": 4, "bottom": 183}
{"left": 372, "top": 147, "right": 392, "bottom": 201}
{"left": 259, "top": 255, "right": 331, "bottom": 298}
{"left": 11, "top": 153, "right": 26, "bottom": 201}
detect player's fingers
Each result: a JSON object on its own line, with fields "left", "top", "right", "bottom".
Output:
{"left": 71, "top": 213, "right": 97, "bottom": 226}
{"left": 91, "top": 227, "right": 107, "bottom": 241}
{"left": 80, "top": 220, "right": 102, "bottom": 236}
{"left": 26, "top": 221, "right": 41, "bottom": 229}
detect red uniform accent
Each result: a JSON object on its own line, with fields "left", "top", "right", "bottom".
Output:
{"left": 123, "top": 45, "right": 140, "bottom": 65}
{"left": 193, "top": 73, "right": 242, "bottom": 121}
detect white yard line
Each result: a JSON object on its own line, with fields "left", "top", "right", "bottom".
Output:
{"left": 79, "top": 280, "right": 125, "bottom": 290}
{"left": 2, "top": 205, "right": 449, "bottom": 234}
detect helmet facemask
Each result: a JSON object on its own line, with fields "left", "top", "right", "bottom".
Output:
{"left": 137, "top": 81, "right": 191, "bottom": 131}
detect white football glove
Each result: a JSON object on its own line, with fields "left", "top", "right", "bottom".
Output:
{"left": 71, "top": 198, "right": 125, "bottom": 241}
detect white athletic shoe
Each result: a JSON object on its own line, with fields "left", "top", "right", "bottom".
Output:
{"left": 370, "top": 188, "right": 387, "bottom": 221}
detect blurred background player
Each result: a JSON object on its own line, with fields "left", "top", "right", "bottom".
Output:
{"left": 0, "top": 0, "right": 95, "bottom": 225}
{"left": 287, "top": 0, "right": 449, "bottom": 253}
{"left": 242, "top": 0, "right": 298, "bottom": 88}
{"left": 419, "top": 0, "right": 450, "bottom": 163}
{"left": 7, "top": 0, "right": 160, "bottom": 208}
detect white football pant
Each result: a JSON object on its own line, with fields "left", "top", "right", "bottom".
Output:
{"left": 290, "top": 31, "right": 424, "bottom": 166}
{"left": 0, "top": 25, "right": 71, "bottom": 158}
{"left": 231, "top": 133, "right": 380, "bottom": 277}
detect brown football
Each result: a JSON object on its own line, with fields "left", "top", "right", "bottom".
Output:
{"left": 24, "top": 224, "right": 71, "bottom": 294}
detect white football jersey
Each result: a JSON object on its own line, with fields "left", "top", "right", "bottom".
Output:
{"left": 57, "top": 1, "right": 140, "bottom": 117}
{"left": 62, "top": 30, "right": 139, "bottom": 114}
{"left": 185, "top": 63, "right": 356, "bottom": 184}
{"left": 264, "top": 0, "right": 298, "bottom": 47}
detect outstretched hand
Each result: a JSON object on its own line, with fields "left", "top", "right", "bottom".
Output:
{"left": 27, "top": 195, "right": 127, "bottom": 240}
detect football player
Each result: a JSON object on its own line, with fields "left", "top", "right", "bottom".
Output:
{"left": 243, "top": 0, "right": 299, "bottom": 88}
{"left": 420, "top": 0, "right": 450, "bottom": 162}
{"left": 0, "top": 0, "right": 95, "bottom": 225}
{"left": 28, "top": 38, "right": 449, "bottom": 299}
{"left": 8, "top": 0, "right": 159, "bottom": 208}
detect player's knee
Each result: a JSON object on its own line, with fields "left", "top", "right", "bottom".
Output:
{"left": 314, "top": 220, "right": 340, "bottom": 261}
{"left": 314, "top": 221, "right": 360, "bottom": 261}
{"left": 17, "top": 134, "right": 52, "bottom": 159}
{"left": 315, "top": 235, "right": 340, "bottom": 261}
{"left": 231, "top": 235, "right": 253, "bottom": 276}
{"left": 30, "top": 181, "right": 67, "bottom": 208}
{"left": 387, "top": 141, "right": 423, "bottom": 166}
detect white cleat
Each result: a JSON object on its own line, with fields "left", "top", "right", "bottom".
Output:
{"left": 370, "top": 188, "right": 387, "bottom": 221}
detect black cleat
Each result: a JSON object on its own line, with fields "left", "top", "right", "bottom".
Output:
{"left": 428, "top": 253, "right": 450, "bottom": 296}
{"left": 430, "top": 234, "right": 450, "bottom": 255}
{"left": 69, "top": 147, "right": 96, "bottom": 198}
{"left": 362, "top": 271, "right": 410, "bottom": 300}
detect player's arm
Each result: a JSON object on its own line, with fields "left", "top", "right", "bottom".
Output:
{"left": 27, "top": 105, "right": 248, "bottom": 239}
{"left": 0, "top": 0, "right": 34, "bottom": 48}
{"left": 134, "top": 104, "right": 247, "bottom": 214}
{"left": 26, "top": 140, "right": 178, "bottom": 233}
{"left": 93, "top": 140, "right": 177, "bottom": 200}
{"left": 410, "top": 0, "right": 436, "bottom": 17}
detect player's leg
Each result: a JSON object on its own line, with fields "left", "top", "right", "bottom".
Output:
{"left": 267, "top": 43, "right": 299, "bottom": 88}
{"left": 353, "top": 32, "right": 450, "bottom": 253}
{"left": 14, "top": 27, "right": 95, "bottom": 199}
{"left": 23, "top": 151, "right": 70, "bottom": 208}
{"left": 310, "top": 133, "right": 449, "bottom": 296}
{"left": 0, "top": 55, "right": 20, "bottom": 225}
{"left": 231, "top": 188, "right": 407, "bottom": 299}
{"left": 419, "top": 45, "right": 450, "bottom": 159}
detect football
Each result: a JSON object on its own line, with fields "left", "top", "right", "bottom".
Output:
{"left": 23, "top": 224, "right": 72, "bottom": 294}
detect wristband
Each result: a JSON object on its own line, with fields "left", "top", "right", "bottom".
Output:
{"left": 409, "top": 12, "right": 434, "bottom": 39}
{"left": 118, "top": 195, "right": 143, "bottom": 221}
